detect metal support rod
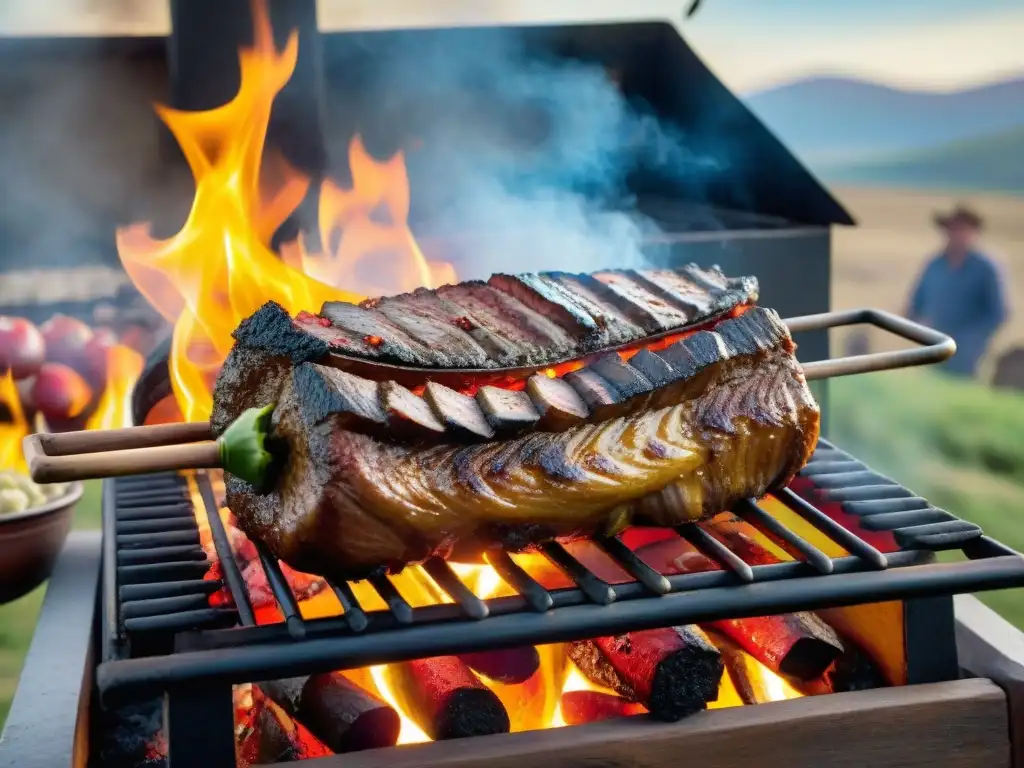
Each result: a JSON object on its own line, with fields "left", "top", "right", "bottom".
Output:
{"left": 905, "top": 595, "right": 961, "bottom": 684}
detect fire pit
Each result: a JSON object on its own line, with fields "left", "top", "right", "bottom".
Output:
{"left": 3, "top": 2, "right": 1024, "bottom": 768}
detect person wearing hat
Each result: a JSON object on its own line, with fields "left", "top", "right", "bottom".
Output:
{"left": 906, "top": 203, "right": 1007, "bottom": 377}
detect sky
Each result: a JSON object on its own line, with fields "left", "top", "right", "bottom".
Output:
{"left": 0, "top": 0, "right": 1022, "bottom": 94}
{"left": 684, "top": 0, "right": 1024, "bottom": 93}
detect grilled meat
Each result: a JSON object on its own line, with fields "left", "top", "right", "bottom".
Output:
{"left": 211, "top": 266, "right": 818, "bottom": 580}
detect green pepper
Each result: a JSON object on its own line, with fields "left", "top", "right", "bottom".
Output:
{"left": 217, "top": 404, "right": 278, "bottom": 492}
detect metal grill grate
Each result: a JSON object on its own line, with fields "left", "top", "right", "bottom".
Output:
{"left": 96, "top": 438, "right": 1024, "bottom": 702}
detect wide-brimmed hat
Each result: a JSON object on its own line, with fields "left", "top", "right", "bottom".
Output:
{"left": 933, "top": 202, "right": 984, "bottom": 230}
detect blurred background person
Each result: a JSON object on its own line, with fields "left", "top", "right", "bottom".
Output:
{"left": 906, "top": 203, "right": 1008, "bottom": 378}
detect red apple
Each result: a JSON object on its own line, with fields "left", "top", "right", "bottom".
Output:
{"left": 31, "top": 363, "right": 94, "bottom": 422}
{"left": 0, "top": 316, "right": 46, "bottom": 380}
{"left": 81, "top": 327, "right": 118, "bottom": 388}
{"left": 39, "top": 314, "right": 93, "bottom": 372}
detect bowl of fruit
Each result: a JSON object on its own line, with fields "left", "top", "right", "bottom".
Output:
{"left": 0, "top": 469, "right": 83, "bottom": 604}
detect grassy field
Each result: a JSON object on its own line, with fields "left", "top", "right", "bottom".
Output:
{"left": 1, "top": 185, "right": 1023, "bottom": 733}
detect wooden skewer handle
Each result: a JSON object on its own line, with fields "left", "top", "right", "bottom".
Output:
{"left": 23, "top": 426, "right": 221, "bottom": 484}
{"left": 36, "top": 420, "right": 213, "bottom": 456}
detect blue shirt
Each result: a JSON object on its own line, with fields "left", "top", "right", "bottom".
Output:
{"left": 908, "top": 250, "right": 1008, "bottom": 375}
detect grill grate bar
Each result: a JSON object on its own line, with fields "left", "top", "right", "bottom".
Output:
{"left": 116, "top": 503, "right": 196, "bottom": 521}
{"left": 196, "top": 472, "right": 254, "bottom": 627}
{"left": 122, "top": 594, "right": 212, "bottom": 619}
{"left": 123, "top": 608, "right": 237, "bottom": 634}
{"left": 117, "top": 561, "right": 209, "bottom": 585}
{"left": 120, "top": 579, "right": 222, "bottom": 602}
{"left": 678, "top": 524, "right": 755, "bottom": 582}
{"left": 736, "top": 499, "right": 834, "bottom": 574}
{"left": 597, "top": 536, "right": 671, "bottom": 594}
{"left": 421, "top": 558, "right": 490, "bottom": 620}
{"left": 117, "top": 491, "right": 190, "bottom": 507}
{"left": 326, "top": 580, "right": 369, "bottom": 633}
{"left": 118, "top": 516, "right": 198, "bottom": 534}
{"left": 776, "top": 487, "right": 888, "bottom": 570}
{"left": 117, "top": 545, "right": 206, "bottom": 566}
{"left": 117, "top": 530, "right": 199, "bottom": 549}
{"left": 860, "top": 509, "right": 953, "bottom": 531}
{"left": 484, "top": 551, "right": 553, "bottom": 612}
{"left": 368, "top": 575, "right": 414, "bottom": 624}
{"left": 252, "top": 540, "right": 307, "bottom": 639}
{"left": 541, "top": 542, "right": 616, "bottom": 605}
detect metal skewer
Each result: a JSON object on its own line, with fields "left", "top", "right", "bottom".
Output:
{"left": 21, "top": 307, "right": 954, "bottom": 484}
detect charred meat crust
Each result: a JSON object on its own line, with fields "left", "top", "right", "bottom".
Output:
{"left": 223, "top": 311, "right": 819, "bottom": 581}
{"left": 212, "top": 301, "right": 794, "bottom": 448}
{"left": 324, "top": 264, "right": 757, "bottom": 371}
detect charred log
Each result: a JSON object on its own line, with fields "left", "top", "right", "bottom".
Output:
{"left": 568, "top": 627, "right": 723, "bottom": 722}
{"left": 458, "top": 647, "right": 541, "bottom": 685}
{"left": 259, "top": 673, "right": 400, "bottom": 753}
{"left": 384, "top": 656, "right": 511, "bottom": 740}
{"left": 794, "top": 644, "right": 888, "bottom": 696}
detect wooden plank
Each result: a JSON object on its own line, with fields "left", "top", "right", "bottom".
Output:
{"left": 955, "top": 594, "right": 1024, "bottom": 768}
{"left": 291, "top": 679, "right": 1008, "bottom": 768}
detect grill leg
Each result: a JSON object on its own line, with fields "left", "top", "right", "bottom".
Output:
{"left": 905, "top": 595, "right": 960, "bottom": 684}
{"left": 165, "top": 685, "right": 236, "bottom": 768}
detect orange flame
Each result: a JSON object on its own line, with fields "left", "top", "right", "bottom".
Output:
{"left": 0, "top": 371, "right": 29, "bottom": 473}
{"left": 116, "top": 0, "right": 454, "bottom": 424}
{"left": 85, "top": 345, "right": 145, "bottom": 431}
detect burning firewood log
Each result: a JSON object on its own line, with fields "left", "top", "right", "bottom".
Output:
{"left": 236, "top": 686, "right": 332, "bottom": 766}
{"left": 458, "top": 647, "right": 541, "bottom": 685}
{"left": 635, "top": 537, "right": 844, "bottom": 680}
{"left": 560, "top": 690, "right": 646, "bottom": 725}
{"left": 793, "top": 644, "right": 888, "bottom": 696}
{"left": 489, "top": 643, "right": 569, "bottom": 733}
{"left": 383, "top": 656, "right": 511, "bottom": 740}
{"left": 705, "top": 630, "right": 790, "bottom": 705}
{"left": 567, "top": 626, "right": 723, "bottom": 722}
{"left": 259, "top": 673, "right": 401, "bottom": 753}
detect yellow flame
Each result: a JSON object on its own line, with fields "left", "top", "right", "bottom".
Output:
{"left": 85, "top": 345, "right": 144, "bottom": 431}
{"left": 369, "top": 665, "right": 431, "bottom": 745}
{"left": 0, "top": 371, "right": 29, "bottom": 473}
{"left": 116, "top": 0, "right": 454, "bottom": 424}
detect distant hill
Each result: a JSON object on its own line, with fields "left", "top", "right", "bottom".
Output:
{"left": 743, "top": 75, "right": 1024, "bottom": 165}
{"left": 821, "top": 125, "right": 1024, "bottom": 194}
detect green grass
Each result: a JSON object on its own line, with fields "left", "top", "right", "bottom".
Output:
{"left": 830, "top": 369, "right": 1024, "bottom": 627}
{"left": 0, "top": 479, "right": 102, "bottom": 730}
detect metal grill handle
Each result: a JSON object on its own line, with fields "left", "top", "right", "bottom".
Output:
{"left": 790, "top": 308, "right": 955, "bottom": 381}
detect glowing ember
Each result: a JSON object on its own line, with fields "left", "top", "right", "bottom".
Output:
{"left": 116, "top": 0, "right": 454, "bottom": 424}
